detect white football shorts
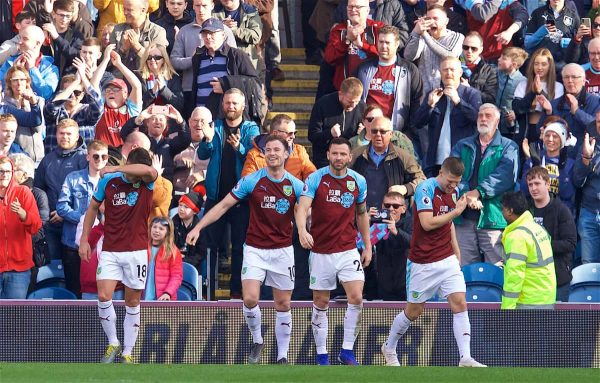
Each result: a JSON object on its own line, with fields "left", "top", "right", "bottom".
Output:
{"left": 309, "top": 249, "right": 365, "bottom": 291}
{"left": 241, "top": 245, "right": 295, "bottom": 291}
{"left": 96, "top": 249, "right": 148, "bottom": 290}
{"left": 407, "top": 255, "right": 466, "bottom": 303}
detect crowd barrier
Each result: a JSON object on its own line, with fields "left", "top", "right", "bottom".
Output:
{"left": 0, "top": 301, "right": 598, "bottom": 367}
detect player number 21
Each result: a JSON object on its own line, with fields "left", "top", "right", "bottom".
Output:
{"left": 137, "top": 264, "right": 147, "bottom": 278}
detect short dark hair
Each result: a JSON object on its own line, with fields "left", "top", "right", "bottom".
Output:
{"left": 53, "top": 0, "right": 75, "bottom": 13}
{"left": 126, "top": 147, "right": 152, "bottom": 166}
{"left": 328, "top": 137, "right": 352, "bottom": 152}
{"left": 379, "top": 25, "right": 400, "bottom": 42}
{"left": 501, "top": 191, "right": 530, "bottom": 216}
{"left": 264, "top": 135, "right": 289, "bottom": 152}
{"left": 270, "top": 114, "right": 293, "bottom": 132}
{"left": 441, "top": 157, "right": 464, "bottom": 177}
{"left": 16, "top": 11, "right": 35, "bottom": 24}
{"left": 526, "top": 166, "right": 550, "bottom": 183}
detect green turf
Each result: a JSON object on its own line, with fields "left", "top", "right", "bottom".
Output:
{"left": 0, "top": 364, "right": 598, "bottom": 383}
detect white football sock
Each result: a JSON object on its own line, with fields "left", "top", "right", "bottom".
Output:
{"left": 275, "top": 310, "right": 292, "bottom": 360}
{"left": 453, "top": 311, "right": 471, "bottom": 360}
{"left": 385, "top": 311, "right": 412, "bottom": 351}
{"left": 311, "top": 305, "right": 328, "bottom": 355}
{"left": 122, "top": 305, "right": 141, "bottom": 356}
{"left": 97, "top": 300, "right": 119, "bottom": 346}
{"left": 243, "top": 304, "right": 263, "bottom": 344}
{"left": 342, "top": 303, "right": 362, "bottom": 350}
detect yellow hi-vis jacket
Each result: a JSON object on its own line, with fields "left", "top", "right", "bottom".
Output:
{"left": 501, "top": 211, "right": 556, "bottom": 309}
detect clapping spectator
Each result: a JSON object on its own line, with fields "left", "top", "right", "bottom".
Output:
{"left": 145, "top": 216, "right": 183, "bottom": 301}
{"left": 0, "top": 25, "right": 59, "bottom": 100}
{"left": 95, "top": 0, "right": 159, "bottom": 41}
{"left": 0, "top": 155, "right": 43, "bottom": 299}
{"left": 0, "top": 11, "right": 36, "bottom": 66}
{"left": 44, "top": 58, "right": 103, "bottom": 153}
{"left": 1, "top": 67, "right": 45, "bottom": 163}
{"left": 24, "top": 0, "right": 94, "bottom": 39}
{"left": 138, "top": 44, "right": 183, "bottom": 111}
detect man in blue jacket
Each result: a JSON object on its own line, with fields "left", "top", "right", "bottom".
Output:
{"left": 414, "top": 56, "right": 482, "bottom": 177}
{"left": 450, "top": 103, "right": 519, "bottom": 267}
{"left": 197, "top": 88, "right": 259, "bottom": 298}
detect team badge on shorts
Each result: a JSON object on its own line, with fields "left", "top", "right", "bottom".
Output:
{"left": 346, "top": 181, "right": 355, "bottom": 192}
{"left": 97, "top": 267, "right": 102, "bottom": 275}
{"left": 310, "top": 276, "right": 316, "bottom": 284}
{"left": 411, "top": 291, "right": 421, "bottom": 299}
{"left": 242, "top": 266, "right": 247, "bottom": 274}
{"left": 283, "top": 185, "right": 292, "bottom": 196}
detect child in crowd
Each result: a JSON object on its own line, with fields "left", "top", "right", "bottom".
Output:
{"left": 173, "top": 190, "right": 205, "bottom": 280}
{"left": 145, "top": 216, "right": 183, "bottom": 301}
{"left": 496, "top": 47, "right": 529, "bottom": 141}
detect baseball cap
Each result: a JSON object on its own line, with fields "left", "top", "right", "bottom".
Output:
{"left": 201, "top": 18, "right": 224, "bottom": 33}
{"left": 104, "top": 78, "right": 128, "bottom": 91}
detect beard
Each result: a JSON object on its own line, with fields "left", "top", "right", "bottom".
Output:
{"left": 225, "top": 109, "right": 243, "bottom": 121}
{"left": 477, "top": 124, "right": 492, "bottom": 135}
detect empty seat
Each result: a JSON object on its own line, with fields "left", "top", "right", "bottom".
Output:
{"left": 27, "top": 287, "right": 77, "bottom": 300}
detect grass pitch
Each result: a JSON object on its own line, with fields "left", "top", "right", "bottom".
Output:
{"left": 0, "top": 364, "right": 598, "bottom": 383}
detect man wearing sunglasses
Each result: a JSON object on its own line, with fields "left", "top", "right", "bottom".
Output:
{"left": 56, "top": 140, "right": 109, "bottom": 298}
{"left": 460, "top": 31, "right": 497, "bottom": 104}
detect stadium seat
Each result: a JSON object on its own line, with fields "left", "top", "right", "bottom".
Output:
{"left": 35, "top": 261, "right": 66, "bottom": 289}
{"left": 113, "top": 290, "right": 124, "bottom": 300}
{"left": 169, "top": 207, "right": 178, "bottom": 218}
{"left": 177, "top": 286, "right": 193, "bottom": 301}
{"left": 570, "top": 263, "right": 600, "bottom": 286}
{"left": 27, "top": 287, "right": 78, "bottom": 300}
{"left": 465, "top": 285, "right": 502, "bottom": 302}
{"left": 462, "top": 262, "right": 504, "bottom": 288}
{"left": 569, "top": 286, "right": 600, "bottom": 303}
{"left": 182, "top": 262, "right": 200, "bottom": 300}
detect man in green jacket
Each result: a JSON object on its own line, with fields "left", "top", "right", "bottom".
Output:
{"left": 500, "top": 191, "right": 556, "bottom": 310}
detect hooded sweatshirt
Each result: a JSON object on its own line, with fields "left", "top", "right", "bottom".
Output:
{"left": 0, "top": 157, "right": 43, "bottom": 272}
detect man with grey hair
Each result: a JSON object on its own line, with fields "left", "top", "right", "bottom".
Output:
{"left": 109, "top": 0, "right": 168, "bottom": 72}
{"left": 450, "top": 103, "right": 519, "bottom": 266}
{"left": 537, "top": 63, "right": 600, "bottom": 141}
{"left": 584, "top": 38, "right": 600, "bottom": 96}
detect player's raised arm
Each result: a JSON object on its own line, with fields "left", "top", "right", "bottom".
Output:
{"left": 355, "top": 201, "right": 372, "bottom": 267}
{"left": 186, "top": 194, "right": 238, "bottom": 246}
{"left": 295, "top": 196, "right": 314, "bottom": 249}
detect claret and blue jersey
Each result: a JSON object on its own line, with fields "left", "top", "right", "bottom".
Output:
{"left": 301, "top": 167, "right": 367, "bottom": 254}
{"left": 231, "top": 168, "right": 304, "bottom": 249}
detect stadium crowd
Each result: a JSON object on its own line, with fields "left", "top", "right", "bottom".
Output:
{"left": 0, "top": 0, "right": 598, "bottom": 314}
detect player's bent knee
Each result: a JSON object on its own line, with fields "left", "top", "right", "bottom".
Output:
{"left": 243, "top": 298, "right": 259, "bottom": 309}
{"left": 404, "top": 303, "right": 424, "bottom": 321}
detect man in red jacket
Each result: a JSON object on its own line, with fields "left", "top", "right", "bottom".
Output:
{"left": 323, "top": 0, "right": 383, "bottom": 91}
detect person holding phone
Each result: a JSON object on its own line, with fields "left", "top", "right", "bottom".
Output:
{"left": 138, "top": 43, "right": 184, "bottom": 111}
{"left": 525, "top": 0, "right": 580, "bottom": 70}
{"left": 565, "top": 14, "right": 600, "bottom": 64}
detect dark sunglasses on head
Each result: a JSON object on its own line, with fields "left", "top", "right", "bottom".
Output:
{"left": 364, "top": 116, "right": 376, "bottom": 122}
{"left": 152, "top": 217, "right": 170, "bottom": 227}
{"left": 92, "top": 153, "right": 108, "bottom": 161}
{"left": 462, "top": 45, "right": 479, "bottom": 52}
{"left": 383, "top": 203, "right": 405, "bottom": 209}
{"left": 147, "top": 55, "right": 164, "bottom": 61}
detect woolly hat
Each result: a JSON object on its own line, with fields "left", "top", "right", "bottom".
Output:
{"left": 180, "top": 191, "right": 203, "bottom": 213}
{"left": 543, "top": 122, "right": 568, "bottom": 149}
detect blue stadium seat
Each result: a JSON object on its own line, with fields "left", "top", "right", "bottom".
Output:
{"left": 465, "top": 285, "right": 502, "bottom": 302}
{"left": 570, "top": 263, "right": 600, "bottom": 286}
{"left": 169, "top": 207, "right": 178, "bottom": 218}
{"left": 462, "top": 262, "right": 504, "bottom": 288}
{"left": 177, "top": 286, "right": 193, "bottom": 301}
{"left": 113, "top": 290, "right": 124, "bottom": 300}
{"left": 27, "top": 287, "right": 78, "bottom": 300}
{"left": 569, "top": 286, "right": 600, "bottom": 303}
{"left": 35, "top": 261, "right": 66, "bottom": 289}
{"left": 182, "top": 262, "right": 200, "bottom": 300}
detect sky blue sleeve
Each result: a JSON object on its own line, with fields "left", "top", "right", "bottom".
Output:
{"left": 231, "top": 171, "right": 261, "bottom": 201}
{"left": 414, "top": 181, "right": 434, "bottom": 212}
{"left": 301, "top": 169, "right": 322, "bottom": 199}
{"left": 355, "top": 173, "right": 368, "bottom": 204}
{"left": 290, "top": 175, "right": 305, "bottom": 199}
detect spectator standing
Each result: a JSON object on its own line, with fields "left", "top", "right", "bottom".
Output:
{"left": 0, "top": 25, "right": 59, "bottom": 100}
{"left": 526, "top": 166, "right": 576, "bottom": 302}
{"left": 573, "top": 122, "right": 600, "bottom": 264}
{"left": 0, "top": 11, "right": 36, "bottom": 66}
{"left": 565, "top": 13, "right": 600, "bottom": 64}
{"left": 403, "top": 5, "right": 464, "bottom": 98}
{"left": 356, "top": 25, "right": 423, "bottom": 133}
{"left": 35, "top": 119, "right": 88, "bottom": 264}
{"left": 0, "top": 155, "right": 43, "bottom": 299}
{"left": 145, "top": 216, "right": 183, "bottom": 301}
{"left": 460, "top": 32, "right": 498, "bottom": 104}
{"left": 137, "top": 44, "right": 184, "bottom": 111}
{"left": 413, "top": 57, "right": 482, "bottom": 177}
{"left": 154, "top": 0, "right": 193, "bottom": 55}
{"left": 95, "top": 0, "right": 159, "bottom": 40}
{"left": 24, "top": 0, "right": 94, "bottom": 39}
{"left": 582, "top": 38, "right": 600, "bottom": 96}
{"left": 1, "top": 66, "right": 45, "bottom": 164}
{"left": 308, "top": 77, "right": 366, "bottom": 169}
{"left": 451, "top": 104, "right": 519, "bottom": 267}
{"left": 109, "top": 0, "right": 168, "bottom": 73}
{"left": 56, "top": 140, "right": 109, "bottom": 298}
{"left": 500, "top": 191, "right": 556, "bottom": 310}
{"left": 496, "top": 47, "right": 528, "bottom": 140}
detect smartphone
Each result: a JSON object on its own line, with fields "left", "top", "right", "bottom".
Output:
{"left": 546, "top": 18, "right": 555, "bottom": 26}
{"left": 152, "top": 105, "right": 169, "bottom": 115}
{"left": 371, "top": 209, "right": 390, "bottom": 223}
{"left": 582, "top": 18, "right": 591, "bottom": 28}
